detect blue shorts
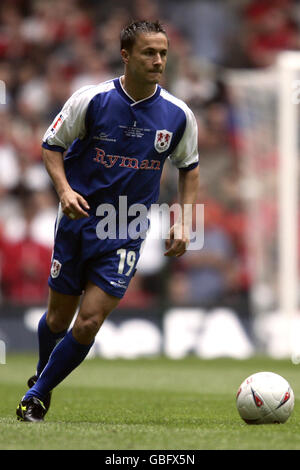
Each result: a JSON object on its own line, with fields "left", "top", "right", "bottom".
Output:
{"left": 48, "top": 208, "right": 144, "bottom": 298}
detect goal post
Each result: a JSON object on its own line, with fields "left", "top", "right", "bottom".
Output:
{"left": 226, "top": 52, "right": 300, "bottom": 358}
{"left": 277, "top": 52, "right": 299, "bottom": 331}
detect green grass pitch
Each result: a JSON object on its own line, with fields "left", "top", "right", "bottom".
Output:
{"left": 1, "top": 354, "right": 300, "bottom": 450}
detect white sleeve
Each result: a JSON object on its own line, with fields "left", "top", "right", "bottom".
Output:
{"left": 43, "top": 85, "right": 94, "bottom": 150}
{"left": 169, "top": 105, "right": 199, "bottom": 169}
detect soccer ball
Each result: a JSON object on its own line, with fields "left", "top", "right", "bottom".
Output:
{"left": 236, "top": 371, "right": 294, "bottom": 424}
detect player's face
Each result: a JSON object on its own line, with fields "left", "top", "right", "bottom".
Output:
{"left": 123, "top": 32, "right": 168, "bottom": 85}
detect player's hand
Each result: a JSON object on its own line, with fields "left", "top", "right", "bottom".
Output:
{"left": 60, "top": 188, "right": 90, "bottom": 220}
{"left": 164, "top": 223, "right": 190, "bottom": 257}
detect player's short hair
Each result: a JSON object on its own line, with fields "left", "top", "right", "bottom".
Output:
{"left": 120, "top": 20, "right": 168, "bottom": 51}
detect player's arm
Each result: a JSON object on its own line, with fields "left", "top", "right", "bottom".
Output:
{"left": 42, "top": 86, "right": 93, "bottom": 219}
{"left": 42, "top": 148, "right": 90, "bottom": 219}
{"left": 164, "top": 165, "right": 199, "bottom": 257}
{"left": 165, "top": 104, "right": 199, "bottom": 257}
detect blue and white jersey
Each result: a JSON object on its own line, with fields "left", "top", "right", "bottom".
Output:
{"left": 42, "top": 77, "right": 199, "bottom": 212}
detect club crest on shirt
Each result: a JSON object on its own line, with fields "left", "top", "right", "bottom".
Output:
{"left": 51, "top": 259, "right": 62, "bottom": 278}
{"left": 154, "top": 129, "right": 173, "bottom": 153}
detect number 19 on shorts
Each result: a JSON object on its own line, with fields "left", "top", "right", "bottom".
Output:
{"left": 116, "top": 249, "right": 137, "bottom": 276}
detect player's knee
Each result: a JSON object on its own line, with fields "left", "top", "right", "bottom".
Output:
{"left": 80, "top": 317, "right": 100, "bottom": 337}
{"left": 46, "top": 309, "right": 71, "bottom": 333}
{"left": 73, "top": 311, "right": 106, "bottom": 342}
{"left": 47, "top": 288, "right": 79, "bottom": 333}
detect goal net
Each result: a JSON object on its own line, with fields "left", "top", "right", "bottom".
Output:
{"left": 226, "top": 52, "right": 300, "bottom": 359}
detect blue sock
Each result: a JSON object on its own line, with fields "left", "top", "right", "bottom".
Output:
{"left": 36, "top": 312, "right": 67, "bottom": 377}
{"left": 25, "top": 330, "right": 94, "bottom": 402}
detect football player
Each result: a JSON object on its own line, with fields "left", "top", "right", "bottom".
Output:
{"left": 16, "top": 20, "right": 199, "bottom": 422}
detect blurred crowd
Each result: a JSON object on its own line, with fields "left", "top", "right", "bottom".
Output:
{"left": 0, "top": 0, "right": 299, "bottom": 321}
